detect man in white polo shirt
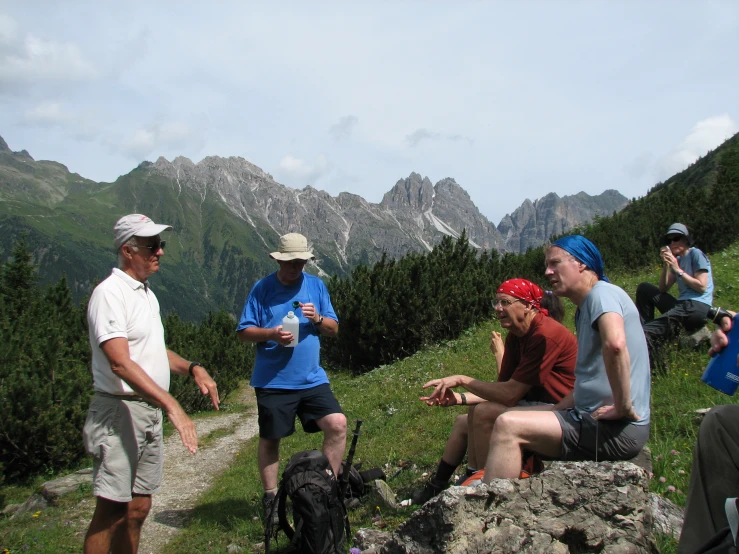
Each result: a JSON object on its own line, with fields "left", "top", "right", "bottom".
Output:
{"left": 83, "top": 214, "right": 220, "bottom": 554}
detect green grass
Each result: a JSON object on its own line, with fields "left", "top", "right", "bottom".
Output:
{"left": 3, "top": 241, "right": 739, "bottom": 552}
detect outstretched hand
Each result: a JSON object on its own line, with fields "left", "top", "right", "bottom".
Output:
{"left": 166, "top": 406, "right": 198, "bottom": 454}
{"left": 192, "top": 366, "right": 220, "bottom": 410}
{"left": 420, "top": 376, "right": 465, "bottom": 407}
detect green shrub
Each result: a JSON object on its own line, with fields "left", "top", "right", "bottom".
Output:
{"left": 165, "top": 311, "right": 254, "bottom": 412}
{"left": 0, "top": 241, "right": 92, "bottom": 482}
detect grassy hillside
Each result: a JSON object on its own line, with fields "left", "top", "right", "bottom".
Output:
{"left": 4, "top": 240, "right": 738, "bottom": 553}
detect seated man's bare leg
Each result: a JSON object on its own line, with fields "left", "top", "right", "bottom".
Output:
{"left": 468, "top": 401, "right": 508, "bottom": 470}
{"left": 441, "top": 412, "right": 470, "bottom": 468}
{"left": 483, "top": 411, "right": 562, "bottom": 482}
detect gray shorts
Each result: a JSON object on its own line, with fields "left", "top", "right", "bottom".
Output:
{"left": 554, "top": 408, "right": 650, "bottom": 461}
{"left": 82, "top": 392, "right": 163, "bottom": 502}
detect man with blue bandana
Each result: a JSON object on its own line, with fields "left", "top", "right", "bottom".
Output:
{"left": 483, "top": 235, "right": 651, "bottom": 481}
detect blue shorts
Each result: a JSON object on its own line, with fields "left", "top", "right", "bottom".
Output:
{"left": 255, "top": 384, "right": 343, "bottom": 439}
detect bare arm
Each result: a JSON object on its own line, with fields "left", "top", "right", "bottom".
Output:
{"left": 237, "top": 325, "right": 293, "bottom": 346}
{"left": 658, "top": 261, "right": 675, "bottom": 293}
{"left": 679, "top": 269, "right": 709, "bottom": 294}
{"left": 100, "top": 338, "right": 199, "bottom": 453}
{"left": 490, "top": 331, "right": 505, "bottom": 373}
{"left": 592, "top": 312, "right": 639, "bottom": 421}
{"left": 166, "top": 350, "right": 220, "bottom": 411}
{"left": 421, "top": 375, "right": 531, "bottom": 408}
{"left": 661, "top": 249, "right": 709, "bottom": 293}
{"left": 299, "top": 302, "right": 338, "bottom": 338}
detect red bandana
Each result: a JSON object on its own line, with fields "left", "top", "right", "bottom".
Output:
{"left": 496, "top": 278, "right": 549, "bottom": 316}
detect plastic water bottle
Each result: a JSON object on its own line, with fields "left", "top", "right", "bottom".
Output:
{"left": 282, "top": 311, "right": 299, "bottom": 348}
{"left": 702, "top": 315, "right": 739, "bottom": 395}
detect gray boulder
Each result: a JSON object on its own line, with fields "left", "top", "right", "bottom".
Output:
{"left": 373, "top": 461, "right": 659, "bottom": 553}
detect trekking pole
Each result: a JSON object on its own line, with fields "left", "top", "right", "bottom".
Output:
{"left": 339, "top": 419, "right": 363, "bottom": 499}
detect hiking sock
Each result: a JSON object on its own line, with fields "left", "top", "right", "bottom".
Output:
{"left": 433, "top": 459, "right": 457, "bottom": 485}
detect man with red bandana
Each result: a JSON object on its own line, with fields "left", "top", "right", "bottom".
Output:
{"left": 411, "top": 278, "right": 577, "bottom": 505}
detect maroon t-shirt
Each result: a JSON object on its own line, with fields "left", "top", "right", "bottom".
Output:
{"left": 497, "top": 312, "right": 577, "bottom": 404}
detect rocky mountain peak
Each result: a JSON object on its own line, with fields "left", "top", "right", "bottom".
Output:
{"left": 0, "top": 135, "right": 10, "bottom": 153}
{"left": 380, "top": 172, "right": 435, "bottom": 211}
{"left": 434, "top": 177, "right": 470, "bottom": 200}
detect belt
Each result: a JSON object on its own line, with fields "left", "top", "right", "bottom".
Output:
{"left": 95, "top": 391, "right": 147, "bottom": 402}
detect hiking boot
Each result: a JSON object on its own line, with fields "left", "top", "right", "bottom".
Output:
{"left": 262, "top": 492, "right": 279, "bottom": 530}
{"left": 411, "top": 478, "right": 447, "bottom": 505}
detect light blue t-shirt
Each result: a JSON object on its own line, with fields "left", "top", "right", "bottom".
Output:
{"left": 676, "top": 247, "right": 713, "bottom": 305}
{"left": 237, "top": 272, "right": 338, "bottom": 389}
{"left": 574, "top": 281, "right": 651, "bottom": 425}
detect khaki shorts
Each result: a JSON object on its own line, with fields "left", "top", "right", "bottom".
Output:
{"left": 82, "top": 392, "right": 163, "bottom": 502}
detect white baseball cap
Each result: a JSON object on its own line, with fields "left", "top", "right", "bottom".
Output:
{"left": 113, "top": 214, "right": 172, "bottom": 249}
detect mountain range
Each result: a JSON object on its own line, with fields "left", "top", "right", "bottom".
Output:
{"left": 0, "top": 134, "right": 627, "bottom": 318}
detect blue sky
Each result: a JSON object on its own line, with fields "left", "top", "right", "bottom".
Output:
{"left": 1, "top": 1, "right": 737, "bottom": 223}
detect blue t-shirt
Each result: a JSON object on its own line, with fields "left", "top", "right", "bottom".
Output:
{"left": 676, "top": 247, "right": 713, "bottom": 305}
{"left": 237, "top": 272, "right": 338, "bottom": 389}
{"left": 574, "top": 281, "right": 651, "bottom": 425}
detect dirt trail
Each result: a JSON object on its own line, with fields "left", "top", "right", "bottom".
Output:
{"left": 137, "top": 389, "right": 259, "bottom": 554}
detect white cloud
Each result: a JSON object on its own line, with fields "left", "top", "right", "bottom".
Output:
{"left": 329, "top": 115, "right": 358, "bottom": 141}
{"left": 0, "top": 17, "right": 95, "bottom": 94}
{"left": 405, "top": 128, "right": 473, "bottom": 148}
{"left": 22, "top": 101, "right": 72, "bottom": 126}
{"left": 120, "top": 121, "right": 199, "bottom": 159}
{"left": 277, "top": 154, "right": 331, "bottom": 187}
{"left": 658, "top": 115, "right": 738, "bottom": 180}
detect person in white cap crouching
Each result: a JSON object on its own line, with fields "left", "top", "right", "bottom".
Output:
{"left": 83, "top": 214, "right": 220, "bottom": 554}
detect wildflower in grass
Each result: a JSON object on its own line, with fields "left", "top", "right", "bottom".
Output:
{"left": 667, "top": 485, "right": 676, "bottom": 493}
{"left": 670, "top": 449, "right": 679, "bottom": 455}
{"left": 32, "top": 510, "right": 41, "bottom": 518}
{"left": 679, "top": 469, "right": 686, "bottom": 475}
{"left": 655, "top": 454, "right": 663, "bottom": 460}
{"left": 351, "top": 548, "right": 361, "bottom": 554}
{"left": 659, "top": 476, "right": 666, "bottom": 483}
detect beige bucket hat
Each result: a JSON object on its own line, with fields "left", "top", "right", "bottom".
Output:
{"left": 269, "top": 233, "right": 315, "bottom": 261}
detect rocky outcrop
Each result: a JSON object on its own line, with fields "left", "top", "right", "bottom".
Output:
{"left": 498, "top": 190, "right": 628, "bottom": 252}
{"left": 357, "top": 461, "right": 660, "bottom": 553}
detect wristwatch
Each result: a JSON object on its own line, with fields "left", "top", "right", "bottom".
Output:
{"left": 314, "top": 315, "right": 324, "bottom": 326}
{"left": 188, "top": 361, "right": 202, "bottom": 377}
{"left": 677, "top": 271, "right": 685, "bottom": 278}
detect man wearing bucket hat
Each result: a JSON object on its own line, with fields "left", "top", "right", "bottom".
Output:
{"left": 482, "top": 235, "right": 651, "bottom": 483}
{"left": 236, "top": 233, "right": 345, "bottom": 528}
{"left": 83, "top": 214, "right": 220, "bottom": 554}
{"left": 636, "top": 223, "right": 714, "bottom": 365}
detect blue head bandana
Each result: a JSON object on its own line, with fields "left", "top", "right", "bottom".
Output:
{"left": 551, "top": 235, "right": 609, "bottom": 283}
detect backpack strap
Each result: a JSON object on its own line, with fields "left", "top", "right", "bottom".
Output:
{"left": 277, "top": 484, "right": 294, "bottom": 541}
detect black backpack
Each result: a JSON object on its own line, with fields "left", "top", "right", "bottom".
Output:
{"left": 265, "top": 450, "right": 349, "bottom": 554}
{"left": 340, "top": 460, "right": 386, "bottom": 501}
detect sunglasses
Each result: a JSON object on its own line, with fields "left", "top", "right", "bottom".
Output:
{"left": 137, "top": 240, "right": 166, "bottom": 252}
{"left": 666, "top": 236, "right": 683, "bottom": 244}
